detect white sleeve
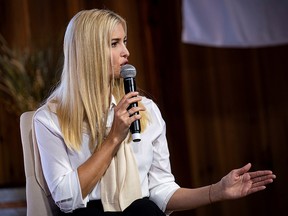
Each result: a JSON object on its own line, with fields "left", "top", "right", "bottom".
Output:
{"left": 34, "top": 109, "right": 89, "bottom": 212}
{"left": 148, "top": 103, "right": 180, "bottom": 213}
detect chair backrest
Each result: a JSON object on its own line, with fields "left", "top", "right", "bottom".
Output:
{"left": 20, "top": 111, "right": 59, "bottom": 216}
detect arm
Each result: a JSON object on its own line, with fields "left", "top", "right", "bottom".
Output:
{"left": 35, "top": 92, "right": 144, "bottom": 211}
{"left": 166, "top": 163, "right": 276, "bottom": 211}
{"left": 77, "top": 92, "right": 145, "bottom": 198}
{"left": 145, "top": 100, "right": 180, "bottom": 212}
{"left": 76, "top": 136, "right": 120, "bottom": 198}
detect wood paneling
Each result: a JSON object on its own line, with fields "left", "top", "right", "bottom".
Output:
{"left": 180, "top": 45, "right": 288, "bottom": 215}
{"left": 0, "top": 0, "right": 287, "bottom": 215}
{"left": 0, "top": 105, "right": 25, "bottom": 186}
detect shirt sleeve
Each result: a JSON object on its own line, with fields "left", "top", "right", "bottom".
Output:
{"left": 33, "top": 108, "right": 89, "bottom": 212}
{"left": 148, "top": 102, "right": 180, "bottom": 213}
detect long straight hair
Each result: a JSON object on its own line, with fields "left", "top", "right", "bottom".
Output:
{"left": 47, "top": 9, "right": 148, "bottom": 151}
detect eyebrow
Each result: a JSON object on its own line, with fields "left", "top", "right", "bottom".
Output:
{"left": 111, "top": 36, "right": 127, "bottom": 41}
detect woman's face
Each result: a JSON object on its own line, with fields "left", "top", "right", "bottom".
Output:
{"left": 110, "top": 23, "right": 130, "bottom": 79}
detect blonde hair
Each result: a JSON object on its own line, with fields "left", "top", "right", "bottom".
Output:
{"left": 47, "top": 9, "right": 148, "bottom": 151}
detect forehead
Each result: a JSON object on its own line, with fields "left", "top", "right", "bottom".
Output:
{"left": 111, "top": 23, "right": 126, "bottom": 38}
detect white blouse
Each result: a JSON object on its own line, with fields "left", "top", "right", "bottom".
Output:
{"left": 33, "top": 96, "right": 180, "bottom": 213}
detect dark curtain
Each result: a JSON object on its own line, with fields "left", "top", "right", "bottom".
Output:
{"left": 0, "top": 0, "right": 287, "bottom": 215}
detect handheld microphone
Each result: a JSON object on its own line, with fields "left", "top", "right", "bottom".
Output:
{"left": 120, "top": 64, "right": 141, "bottom": 142}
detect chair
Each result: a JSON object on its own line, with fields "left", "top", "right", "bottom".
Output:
{"left": 20, "top": 111, "right": 60, "bottom": 216}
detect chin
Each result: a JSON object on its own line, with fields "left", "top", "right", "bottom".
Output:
{"left": 112, "top": 67, "right": 121, "bottom": 78}
{"left": 111, "top": 73, "right": 121, "bottom": 80}
{"left": 115, "top": 72, "right": 121, "bottom": 78}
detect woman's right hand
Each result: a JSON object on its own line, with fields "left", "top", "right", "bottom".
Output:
{"left": 106, "top": 91, "right": 145, "bottom": 147}
{"left": 78, "top": 92, "right": 145, "bottom": 197}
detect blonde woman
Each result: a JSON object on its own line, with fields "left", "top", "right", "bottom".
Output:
{"left": 33, "top": 9, "right": 276, "bottom": 216}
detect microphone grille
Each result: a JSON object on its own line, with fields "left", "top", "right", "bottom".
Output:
{"left": 120, "top": 64, "right": 136, "bottom": 78}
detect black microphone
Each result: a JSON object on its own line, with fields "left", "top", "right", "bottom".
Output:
{"left": 120, "top": 64, "right": 141, "bottom": 142}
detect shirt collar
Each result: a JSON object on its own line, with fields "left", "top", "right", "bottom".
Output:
{"left": 107, "top": 95, "right": 116, "bottom": 127}
{"left": 110, "top": 95, "right": 117, "bottom": 108}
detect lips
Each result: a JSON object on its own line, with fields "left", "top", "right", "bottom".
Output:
{"left": 121, "top": 60, "right": 128, "bottom": 67}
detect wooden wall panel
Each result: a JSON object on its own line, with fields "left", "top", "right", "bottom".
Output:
{"left": 0, "top": 0, "right": 31, "bottom": 49}
{"left": 0, "top": 0, "right": 287, "bottom": 216}
{"left": 0, "top": 104, "right": 25, "bottom": 186}
{"left": 180, "top": 44, "right": 288, "bottom": 216}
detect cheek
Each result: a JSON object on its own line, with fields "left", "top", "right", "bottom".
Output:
{"left": 111, "top": 60, "right": 121, "bottom": 78}
{"left": 112, "top": 55, "right": 120, "bottom": 68}
{"left": 111, "top": 51, "right": 117, "bottom": 65}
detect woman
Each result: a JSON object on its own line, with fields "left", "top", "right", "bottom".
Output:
{"left": 33, "top": 9, "right": 276, "bottom": 215}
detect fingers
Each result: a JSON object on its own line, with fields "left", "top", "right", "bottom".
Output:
{"left": 239, "top": 164, "right": 276, "bottom": 187}
{"left": 127, "top": 106, "right": 145, "bottom": 116}
{"left": 248, "top": 170, "right": 276, "bottom": 188}
{"left": 251, "top": 179, "right": 274, "bottom": 190}
{"left": 109, "top": 92, "right": 143, "bottom": 143}
{"left": 249, "top": 170, "right": 274, "bottom": 179}
{"left": 117, "top": 91, "right": 140, "bottom": 110}
{"left": 118, "top": 92, "right": 145, "bottom": 115}
{"left": 114, "top": 92, "right": 145, "bottom": 126}
{"left": 247, "top": 175, "right": 275, "bottom": 195}
{"left": 246, "top": 170, "right": 276, "bottom": 196}
{"left": 222, "top": 163, "right": 276, "bottom": 199}
{"left": 247, "top": 186, "right": 267, "bottom": 195}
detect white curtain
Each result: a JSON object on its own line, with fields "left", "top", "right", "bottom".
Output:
{"left": 182, "top": 0, "right": 288, "bottom": 47}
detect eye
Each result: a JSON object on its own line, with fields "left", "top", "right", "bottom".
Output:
{"left": 124, "top": 38, "right": 128, "bottom": 46}
{"left": 111, "top": 41, "right": 118, "bottom": 48}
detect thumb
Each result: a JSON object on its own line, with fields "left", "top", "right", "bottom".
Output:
{"left": 235, "top": 163, "right": 252, "bottom": 176}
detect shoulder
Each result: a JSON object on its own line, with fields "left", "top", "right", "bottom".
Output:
{"left": 34, "top": 104, "right": 49, "bottom": 121}
{"left": 142, "top": 97, "right": 161, "bottom": 114}
{"left": 141, "top": 96, "right": 165, "bottom": 126}
{"left": 33, "top": 103, "right": 60, "bottom": 132}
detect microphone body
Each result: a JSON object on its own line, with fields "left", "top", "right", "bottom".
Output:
{"left": 120, "top": 64, "right": 141, "bottom": 142}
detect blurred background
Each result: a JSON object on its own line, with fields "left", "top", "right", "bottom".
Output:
{"left": 0, "top": 0, "right": 287, "bottom": 215}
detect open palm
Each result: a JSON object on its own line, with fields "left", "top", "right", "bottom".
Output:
{"left": 220, "top": 163, "right": 276, "bottom": 200}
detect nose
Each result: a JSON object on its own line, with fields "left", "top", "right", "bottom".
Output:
{"left": 121, "top": 45, "right": 130, "bottom": 58}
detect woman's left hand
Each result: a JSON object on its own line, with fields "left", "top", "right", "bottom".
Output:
{"left": 212, "top": 163, "right": 276, "bottom": 202}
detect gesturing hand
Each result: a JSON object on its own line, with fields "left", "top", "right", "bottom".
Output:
{"left": 218, "top": 163, "right": 276, "bottom": 201}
